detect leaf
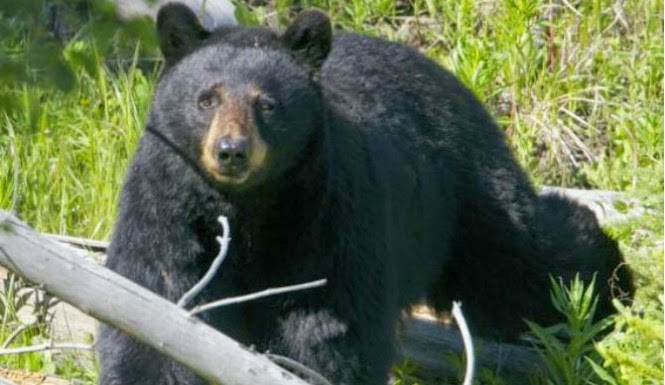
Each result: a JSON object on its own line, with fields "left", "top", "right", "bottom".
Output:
{"left": 585, "top": 357, "right": 618, "bottom": 385}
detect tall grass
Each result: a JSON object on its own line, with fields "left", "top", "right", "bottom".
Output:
{"left": 0, "top": 44, "right": 155, "bottom": 239}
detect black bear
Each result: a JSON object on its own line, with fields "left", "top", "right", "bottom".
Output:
{"left": 98, "top": 4, "right": 633, "bottom": 384}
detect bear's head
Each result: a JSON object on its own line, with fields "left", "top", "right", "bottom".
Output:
{"left": 151, "top": 4, "right": 332, "bottom": 191}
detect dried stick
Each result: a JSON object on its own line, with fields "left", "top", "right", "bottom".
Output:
{"left": 1, "top": 322, "right": 35, "bottom": 349}
{"left": 0, "top": 342, "right": 93, "bottom": 356}
{"left": 178, "top": 215, "right": 231, "bottom": 308}
{"left": 188, "top": 279, "right": 327, "bottom": 316}
{"left": 176, "top": 216, "right": 330, "bottom": 382}
{"left": 266, "top": 353, "right": 334, "bottom": 385}
{"left": 452, "top": 301, "right": 475, "bottom": 385}
{"left": 42, "top": 233, "right": 109, "bottom": 252}
{"left": 178, "top": 215, "right": 327, "bottom": 317}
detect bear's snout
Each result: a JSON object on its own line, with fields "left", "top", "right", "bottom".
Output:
{"left": 217, "top": 136, "right": 250, "bottom": 173}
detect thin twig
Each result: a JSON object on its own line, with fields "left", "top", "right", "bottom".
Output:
{"left": 266, "top": 353, "right": 334, "bottom": 385}
{"left": 178, "top": 216, "right": 231, "bottom": 308}
{"left": 1, "top": 322, "right": 35, "bottom": 349}
{"left": 42, "top": 233, "right": 109, "bottom": 252}
{"left": 188, "top": 279, "right": 327, "bottom": 316}
{"left": 0, "top": 342, "right": 93, "bottom": 356}
{"left": 452, "top": 301, "right": 475, "bottom": 385}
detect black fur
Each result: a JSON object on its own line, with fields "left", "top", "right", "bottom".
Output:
{"left": 156, "top": 3, "right": 210, "bottom": 66}
{"left": 98, "top": 6, "right": 633, "bottom": 385}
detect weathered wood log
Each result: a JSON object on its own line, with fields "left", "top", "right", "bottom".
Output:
{"left": 399, "top": 317, "right": 544, "bottom": 382}
{"left": 0, "top": 212, "right": 314, "bottom": 385}
{"left": 539, "top": 186, "right": 643, "bottom": 223}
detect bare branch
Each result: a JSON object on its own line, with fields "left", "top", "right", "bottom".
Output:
{"left": 1, "top": 322, "right": 36, "bottom": 349}
{"left": 42, "top": 234, "right": 109, "bottom": 252}
{"left": 266, "top": 354, "right": 334, "bottom": 385}
{"left": 178, "top": 215, "right": 231, "bottom": 308}
{"left": 452, "top": 301, "right": 475, "bottom": 385}
{"left": 0, "top": 342, "right": 93, "bottom": 356}
{"left": 188, "top": 279, "right": 328, "bottom": 316}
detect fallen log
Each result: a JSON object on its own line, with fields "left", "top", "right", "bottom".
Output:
{"left": 0, "top": 212, "right": 314, "bottom": 385}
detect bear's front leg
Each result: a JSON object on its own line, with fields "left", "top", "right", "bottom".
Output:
{"left": 98, "top": 181, "right": 217, "bottom": 385}
{"left": 98, "top": 326, "right": 207, "bottom": 385}
{"left": 98, "top": 237, "right": 212, "bottom": 385}
{"left": 268, "top": 308, "right": 396, "bottom": 385}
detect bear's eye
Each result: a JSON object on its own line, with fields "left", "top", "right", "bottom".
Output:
{"left": 198, "top": 92, "right": 220, "bottom": 110}
{"left": 256, "top": 95, "right": 276, "bottom": 113}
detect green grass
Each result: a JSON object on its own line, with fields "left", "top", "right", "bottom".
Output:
{"left": 0, "top": 0, "right": 662, "bottom": 384}
{"left": 1, "top": 46, "right": 154, "bottom": 239}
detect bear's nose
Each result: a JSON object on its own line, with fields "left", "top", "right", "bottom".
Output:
{"left": 217, "top": 137, "right": 249, "bottom": 168}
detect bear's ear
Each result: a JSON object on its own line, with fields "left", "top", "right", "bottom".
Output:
{"left": 157, "top": 3, "right": 210, "bottom": 66}
{"left": 282, "top": 9, "right": 332, "bottom": 74}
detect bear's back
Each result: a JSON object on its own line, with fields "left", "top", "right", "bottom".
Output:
{"left": 322, "top": 33, "right": 490, "bottom": 148}
{"left": 320, "top": 33, "right": 528, "bottom": 192}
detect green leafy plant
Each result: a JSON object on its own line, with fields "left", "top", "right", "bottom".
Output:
{"left": 592, "top": 295, "right": 664, "bottom": 384}
{"left": 526, "top": 275, "right": 614, "bottom": 385}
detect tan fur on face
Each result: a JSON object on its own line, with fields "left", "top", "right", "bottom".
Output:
{"left": 200, "top": 85, "right": 268, "bottom": 185}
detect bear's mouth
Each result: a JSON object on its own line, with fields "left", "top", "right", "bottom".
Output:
{"left": 200, "top": 151, "right": 269, "bottom": 188}
{"left": 202, "top": 160, "right": 252, "bottom": 185}
{"left": 216, "top": 157, "right": 249, "bottom": 178}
